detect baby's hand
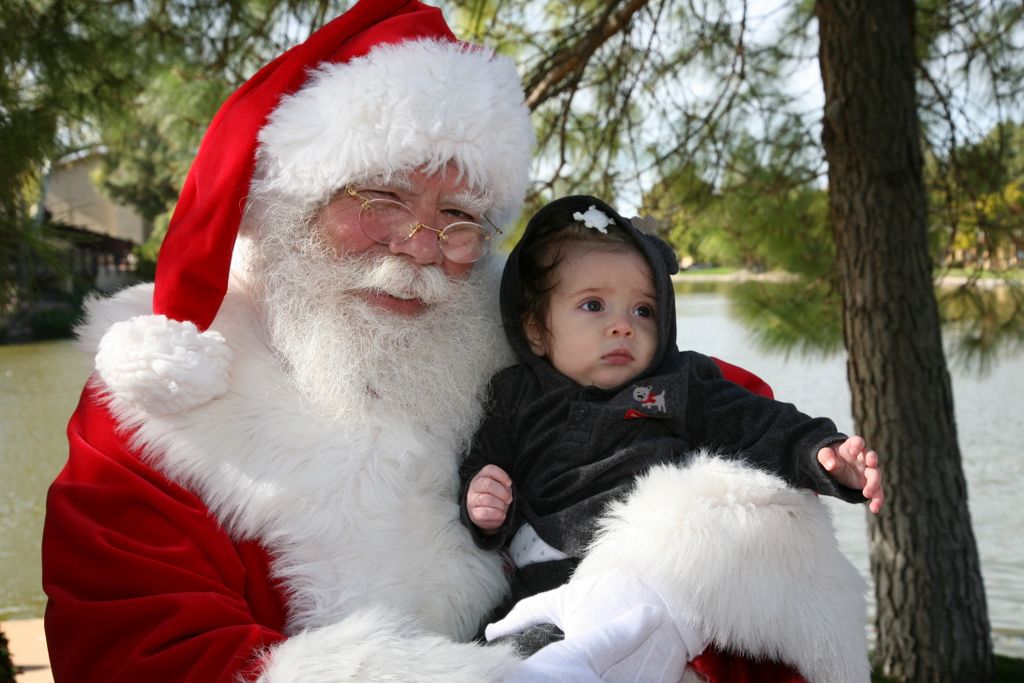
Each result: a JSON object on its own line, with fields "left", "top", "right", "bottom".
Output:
{"left": 467, "top": 464, "right": 513, "bottom": 532}
{"left": 817, "top": 436, "right": 884, "bottom": 514}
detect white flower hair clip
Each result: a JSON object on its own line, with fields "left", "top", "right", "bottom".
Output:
{"left": 573, "top": 205, "right": 612, "bottom": 234}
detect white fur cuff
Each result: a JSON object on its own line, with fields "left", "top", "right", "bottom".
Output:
{"left": 94, "top": 314, "right": 232, "bottom": 415}
{"left": 576, "top": 455, "right": 871, "bottom": 683}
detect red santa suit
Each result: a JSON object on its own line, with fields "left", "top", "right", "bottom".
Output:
{"left": 42, "top": 2, "right": 870, "bottom": 681}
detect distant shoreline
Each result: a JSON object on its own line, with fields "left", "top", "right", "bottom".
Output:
{"left": 673, "top": 269, "right": 1018, "bottom": 288}
{"left": 672, "top": 270, "right": 795, "bottom": 283}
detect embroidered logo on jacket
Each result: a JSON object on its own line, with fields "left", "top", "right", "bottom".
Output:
{"left": 631, "top": 385, "right": 666, "bottom": 413}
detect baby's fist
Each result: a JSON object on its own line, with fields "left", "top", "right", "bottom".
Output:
{"left": 467, "top": 464, "right": 514, "bottom": 531}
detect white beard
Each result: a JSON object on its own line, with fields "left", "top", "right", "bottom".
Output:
{"left": 240, "top": 200, "right": 506, "bottom": 452}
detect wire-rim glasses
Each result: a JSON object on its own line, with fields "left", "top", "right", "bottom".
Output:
{"left": 345, "top": 186, "right": 500, "bottom": 264}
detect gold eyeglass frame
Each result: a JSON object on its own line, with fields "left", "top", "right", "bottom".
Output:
{"left": 344, "top": 185, "right": 501, "bottom": 262}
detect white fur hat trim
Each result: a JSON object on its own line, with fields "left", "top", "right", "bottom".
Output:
{"left": 95, "top": 314, "right": 233, "bottom": 415}
{"left": 252, "top": 38, "right": 534, "bottom": 229}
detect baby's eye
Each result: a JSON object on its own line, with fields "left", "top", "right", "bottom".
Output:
{"left": 633, "top": 304, "right": 654, "bottom": 318}
{"left": 580, "top": 300, "right": 604, "bottom": 312}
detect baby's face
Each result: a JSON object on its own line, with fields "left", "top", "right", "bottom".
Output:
{"left": 527, "top": 243, "right": 657, "bottom": 389}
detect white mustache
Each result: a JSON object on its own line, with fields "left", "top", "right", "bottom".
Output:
{"left": 349, "top": 256, "right": 455, "bottom": 304}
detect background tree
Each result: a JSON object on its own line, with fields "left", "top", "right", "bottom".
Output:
{"left": 816, "top": 1, "right": 992, "bottom": 679}
{"left": 0, "top": 0, "right": 335, "bottom": 320}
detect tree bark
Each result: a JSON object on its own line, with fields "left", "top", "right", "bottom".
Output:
{"left": 814, "top": 1, "right": 994, "bottom": 681}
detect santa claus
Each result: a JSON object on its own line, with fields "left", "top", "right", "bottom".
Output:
{"left": 42, "top": 1, "right": 872, "bottom": 681}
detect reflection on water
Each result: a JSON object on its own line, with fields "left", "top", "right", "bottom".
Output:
{"left": 2, "top": 287, "right": 1022, "bottom": 657}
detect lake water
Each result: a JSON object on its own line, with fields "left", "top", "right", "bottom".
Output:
{"left": 0, "top": 339, "right": 92, "bottom": 620}
{"left": 1, "top": 287, "right": 1021, "bottom": 656}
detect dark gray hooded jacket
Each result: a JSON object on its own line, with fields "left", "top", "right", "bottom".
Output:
{"left": 459, "top": 195, "right": 863, "bottom": 594}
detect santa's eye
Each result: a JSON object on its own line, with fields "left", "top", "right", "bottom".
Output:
{"left": 442, "top": 207, "right": 479, "bottom": 222}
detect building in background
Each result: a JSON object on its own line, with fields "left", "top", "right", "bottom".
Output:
{"left": 40, "top": 149, "right": 145, "bottom": 295}
{"left": 3, "top": 151, "right": 146, "bottom": 342}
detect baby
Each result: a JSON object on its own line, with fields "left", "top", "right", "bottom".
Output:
{"left": 459, "top": 195, "right": 882, "bottom": 681}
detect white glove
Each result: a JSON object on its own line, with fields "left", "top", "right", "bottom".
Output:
{"left": 502, "top": 604, "right": 662, "bottom": 682}
{"left": 488, "top": 571, "right": 705, "bottom": 683}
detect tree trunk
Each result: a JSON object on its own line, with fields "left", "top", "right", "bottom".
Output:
{"left": 814, "top": 1, "right": 994, "bottom": 681}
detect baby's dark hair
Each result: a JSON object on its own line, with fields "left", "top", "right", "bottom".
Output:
{"left": 518, "top": 218, "right": 641, "bottom": 345}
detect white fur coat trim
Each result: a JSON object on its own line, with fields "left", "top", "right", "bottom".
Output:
{"left": 256, "top": 606, "right": 518, "bottom": 683}
{"left": 77, "top": 283, "right": 513, "bottom": 678}
{"left": 575, "top": 455, "right": 870, "bottom": 683}
{"left": 253, "top": 38, "right": 535, "bottom": 228}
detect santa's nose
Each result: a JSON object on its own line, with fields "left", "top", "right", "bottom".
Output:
{"left": 389, "top": 219, "right": 444, "bottom": 266}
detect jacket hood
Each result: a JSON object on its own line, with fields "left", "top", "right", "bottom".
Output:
{"left": 499, "top": 195, "right": 680, "bottom": 386}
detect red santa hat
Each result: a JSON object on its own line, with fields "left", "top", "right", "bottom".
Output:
{"left": 92, "top": 0, "right": 534, "bottom": 415}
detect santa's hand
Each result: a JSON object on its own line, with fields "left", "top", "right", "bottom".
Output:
{"left": 502, "top": 604, "right": 663, "bottom": 682}
{"left": 488, "top": 571, "right": 704, "bottom": 682}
